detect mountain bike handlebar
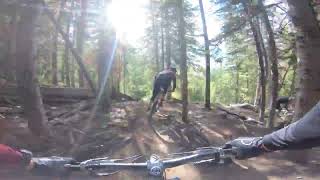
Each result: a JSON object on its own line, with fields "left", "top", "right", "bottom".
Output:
{"left": 65, "top": 146, "right": 236, "bottom": 177}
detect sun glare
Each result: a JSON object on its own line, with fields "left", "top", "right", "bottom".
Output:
{"left": 106, "top": 0, "right": 148, "bottom": 43}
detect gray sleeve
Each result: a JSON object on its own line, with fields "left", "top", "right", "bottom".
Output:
{"left": 262, "top": 101, "right": 320, "bottom": 151}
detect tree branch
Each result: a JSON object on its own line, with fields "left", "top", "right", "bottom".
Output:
{"left": 209, "top": 19, "right": 248, "bottom": 46}
{"left": 279, "top": 64, "right": 291, "bottom": 91}
{"left": 209, "top": 1, "right": 284, "bottom": 46}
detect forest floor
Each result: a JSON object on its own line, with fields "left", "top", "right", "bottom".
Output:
{"left": 1, "top": 99, "right": 319, "bottom": 180}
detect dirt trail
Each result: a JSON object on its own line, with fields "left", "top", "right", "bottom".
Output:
{"left": 111, "top": 101, "right": 195, "bottom": 180}
{"left": 1, "top": 101, "right": 320, "bottom": 180}
{"left": 112, "top": 102, "right": 320, "bottom": 180}
{"left": 100, "top": 102, "right": 296, "bottom": 180}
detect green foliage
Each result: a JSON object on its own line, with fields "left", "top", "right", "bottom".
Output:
{"left": 211, "top": 68, "right": 235, "bottom": 104}
{"left": 124, "top": 47, "right": 153, "bottom": 100}
{"left": 188, "top": 68, "right": 205, "bottom": 102}
{"left": 209, "top": 26, "right": 258, "bottom": 105}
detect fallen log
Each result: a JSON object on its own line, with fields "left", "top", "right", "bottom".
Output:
{"left": 0, "top": 86, "right": 94, "bottom": 99}
{"left": 215, "top": 104, "right": 247, "bottom": 120}
{"left": 59, "top": 100, "right": 93, "bottom": 119}
{"left": 169, "top": 98, "right": 183, "bottom": 104}
{"left": 243, "top": 117, "right": 264, "bottom": 126}
{"left": 47, "top": 108, "right": 70, "bottom": 120}
{"left": 112, "top": 92, "right": 138, "bottom": 101}
{"left": 46, "top": 100, "right": 93, "bottom": 120}
{"left": 228, "top": 103, "right": 258, "bottom": 112}
{"left": 1, "top": 96, "right": 86, "bottom": 105}
{"left": 0, "top": 107, "right": 23, "bottom": 114}
{"left": 43, "top": 98, "right": 82, "bottom": 104}
{"left": 0, "top": 96, "right": 17, "bottom": 105}
{"left": 215, "top": 104, "right": 265, "bottom": 129}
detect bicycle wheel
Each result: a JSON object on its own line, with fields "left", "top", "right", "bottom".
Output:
{"left": 148, "top": 92, "right": 175, "bottom": 143}
{"left": 150, "top": 95, "right": 160, "bottom": 115}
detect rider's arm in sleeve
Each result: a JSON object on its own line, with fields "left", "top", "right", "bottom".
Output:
{"left": 226, "top": 101, "right": 320, "bottom": 159}
{"left": 263, "top": 101, "right": 320, "bottom": 151}
{"left": 0, "top": 144, "right": 74, "bottom": 176}
{"left": 0, "top": 144, "right": 32, "bottom": 169}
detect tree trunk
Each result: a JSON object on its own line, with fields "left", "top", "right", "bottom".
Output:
{"left": 246, "top": 75, "right": 250, "bottom": 99}
{"left": 96, "top": 35, "right": 113, "bottom": 111}
{"left": 256, "top": 18, "right": 269, "bottom": 80}
{"left": 77, "top": 0, "right": 88, "bottom": 88}
{"left": 256, "top": 18, "right": 269, "bottom": 108}
{"left": 164, "top": 4, "right": 173, "bottom": 100}
{"left": 151, "top": 1, "right": 160, "bottom": 73}
{"left": 287, "top": 0, "right": 320, "bottom": 120}
{"left": 78, "top": 67, "right": 84, "bottom": 87}
{"left": 70, "top": 8, "right": 76, "bottom": 88}
{"left": 123, "top": 48, "right": 127, "bottom": 94}
{"left": 177, "top": 0, "right": 189, "bottom": 123}
{"left": 278, "top": 65, "right": 291, "bottom": 92}
{"left": 96, "top": 0, "right": 114, "bottom": 111}
{"left": 51, "top": 0, "right": 66, "bottom": 86}
{"left": 70, "top": 49, "right": 76, "bottom": 88}
{"left": 8, "top": 4, "right": 18, "bottom": 82}
{"left": 160, "top": 21, "right": 165, "bottom": 70}
{"left": 64, "top": 25, "right": 71, "bottom": 87}
{"left": 63, "top": 0, "right": 74, "bottom": 87}
{"left": 52, "top": 32, "right": 58, "bottom": 85}
{"left": 286, "top": 0, "right": 320, "bottom": 164}
{"left": 235, "top": 67, "right": 240, "bottom": 103}
{"left": 165, "top": 36, "right": 171, "bottom": 68}
{"left": 242, "top": 0, "right": 266, "bottom": 122}
{"left": 256, "top": 17, "right": 270, "bottom": 107}
{"left": 164, "top": 4, "right": 171, "bottom": 68}
{"left": 259, "top": 0, "right": 279, "bottom": 128}
{"left": 16, "top": 2, "right": 49, "bottom": 136}
{"left": 254, "top": 74, "right": 261, "bottom": 106}
{"left": 289, "top": 63, "right": 297, "bottom": 96}
{"left": 199, "top": 0, "right": 211, "bottom": 109}
{"left": 111, "top": 54, "right": 121, "bottom": 96}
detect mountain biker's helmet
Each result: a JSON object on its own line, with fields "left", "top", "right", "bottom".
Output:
{"left": 169, "top": 66, "right": 177, "bottom": 73}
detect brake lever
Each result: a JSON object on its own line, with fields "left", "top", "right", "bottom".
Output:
{"left": 219, "top": 147, "right": 249, "bottom": 170}
{"left": 193, "top": 147, "right": 237, "bottom": 165}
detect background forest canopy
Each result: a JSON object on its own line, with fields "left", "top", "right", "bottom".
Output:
{"left": 0, "top": 0, "right": 298, "bottom": 108}
{"left": 127, "top": 0, "right": 296, "bottom": 105}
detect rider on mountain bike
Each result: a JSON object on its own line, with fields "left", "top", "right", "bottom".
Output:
{"left": 148, "top": 66, "right": 177, "bottom": 110}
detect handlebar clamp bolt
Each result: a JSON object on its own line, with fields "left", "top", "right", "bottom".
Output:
{"left": 147, "top": 154, "right": 164, "bottom": 177}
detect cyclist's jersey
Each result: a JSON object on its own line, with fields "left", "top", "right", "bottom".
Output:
{"left": 155, "top": 70, "right": 176, "bottom": 90}
{"left": 263, "top": 101, "right": 320, "bottom": 151}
